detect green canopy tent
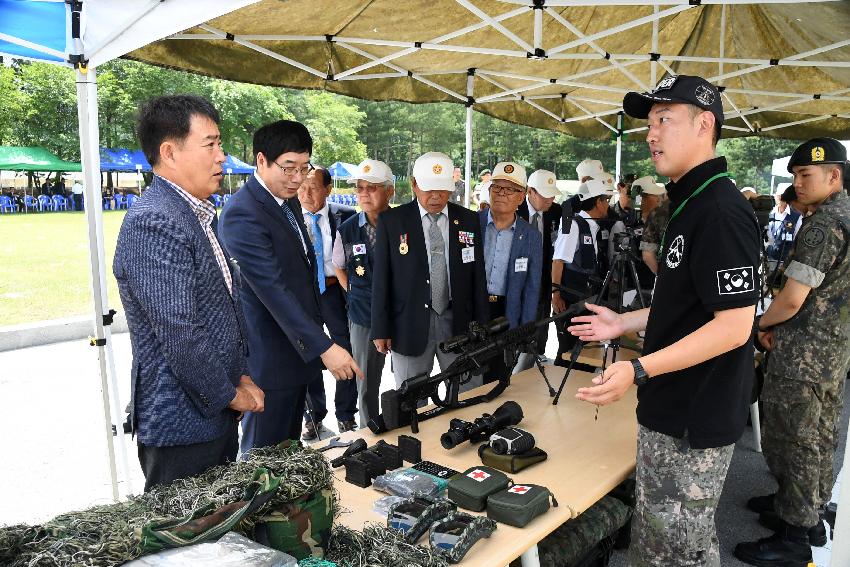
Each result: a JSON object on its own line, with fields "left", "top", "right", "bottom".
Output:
{"left": 0, "top": 146, "right": 82, "bottom": 212}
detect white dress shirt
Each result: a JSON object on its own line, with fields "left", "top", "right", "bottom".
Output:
{"left": 553, "top": 210, "right": 599, "bottom": 264}
{"left": 302, "top": 202, "right": 335, "bottom": 275}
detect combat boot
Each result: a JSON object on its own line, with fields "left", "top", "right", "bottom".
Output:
{"left": 734, "top": 521, "right": 812, "bottom": 567}
{"left": 758, "top": 510, "right": 828, "bottom": 547}
{"left": 747, "top": 493, "right": 775, "bottom": 514}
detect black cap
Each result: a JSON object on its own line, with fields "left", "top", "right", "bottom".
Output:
{"left": 787, "top": 137, "right": 848, "bottom": 172}
{"left": 623, "top": 75, "right": 724, "bottom": 126}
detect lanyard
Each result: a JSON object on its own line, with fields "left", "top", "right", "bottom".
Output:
{"left": 657, "top": 172, "right": 731, "bottom": 260}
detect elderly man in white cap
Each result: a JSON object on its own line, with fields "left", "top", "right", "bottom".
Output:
{"left": 551, "top": 178, "right": 614, "bottom": 366}
{"left": 515, "top": 169, "right": 562, "bottom": 370}
{"left": 332, "top": 159, "right": 395, "bottom": 428}
{"left": 371, "top": 152, "right": 489, "bottom": 393}
{"left": 478, "top": 162, "right": 542, "bottom": 383}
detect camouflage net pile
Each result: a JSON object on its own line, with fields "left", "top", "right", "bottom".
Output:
{"left": 324, "top": 524, "right": 449, "bottom": 567}
{"left": 0, "top": 443, "right": 336, "bottom": 567}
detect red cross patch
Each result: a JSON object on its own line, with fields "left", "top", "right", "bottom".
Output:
{"left": 467, "top": 469, "right": 490, "bottom": 482}
{"left": 509, "top": 485, "right": 532, "bottom": 495}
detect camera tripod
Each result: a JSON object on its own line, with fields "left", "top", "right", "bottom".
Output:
{"left": 551, "top": 234, "right": 649, "bottom": 405}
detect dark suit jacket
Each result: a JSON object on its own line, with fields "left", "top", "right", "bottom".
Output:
{"left": 518, "top": 199, "right": 562, "bottom": 303}
{"left": 113, "top": 176, "right": 247, "bottom": 447}
{"left": 219, "top": 175, "right": 332, "bottom": 390}
{"left": 478, "top": 211, "right": 542, "bottom": 329}
{"left": 371, "top": 200, "right": 488, "bottom": 356}
{"left": 326, "top": 202, "right": 356, "bottom": 240}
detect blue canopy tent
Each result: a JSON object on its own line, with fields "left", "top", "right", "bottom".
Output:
{"left": 327, "top": 161, "right": 357, "bottom": 189}
{"left": 99, "top": 148, "right": 151, "bottom": 194}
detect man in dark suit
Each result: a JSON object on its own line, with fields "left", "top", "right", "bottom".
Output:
{"left": 220, "top": 120, "right": 361, "bottom": 454}
{"left": 478, "top": 162, "right": 542, "bottom": 383}
{"left": 371, "top": 152, "right": 488, "bottom": 390}
{"left": 113, "top": 95, "right": 264, "bottom": 491}
{"left": 515, "top": 169, "right": 563, "bottom": 371}
{"left": 297, "top": 166, "right": 357, "bottom": 439}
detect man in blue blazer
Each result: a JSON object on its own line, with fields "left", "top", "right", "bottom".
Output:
{"left": 219, "top": 120, "right": 361, "bottom": 453}
{"left": 478, "top": 162, "right": 542, "bottom": 383}
{"left": 113, "top": 95, "right": 264, "bottom": 491}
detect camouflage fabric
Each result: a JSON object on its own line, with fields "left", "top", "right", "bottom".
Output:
{"left": 387, "top": 495, "right": 457, "bottom": 543}
{"left": 429, "top": 512, "right": 497, "bottom": 563}
{"left": 760, "top": 189, "right": 850, "bottom": 528}
{"left": 638, "top": 200, "right": 671, "bottom": 253}
{"left": 527, "top": 495, "right": 631, "bottom": 567}
{"left": 253, "top": 488, "right": 335, "bottom": 560}
{"left": 630, "top": 425, "right": 733, "bottom": 567}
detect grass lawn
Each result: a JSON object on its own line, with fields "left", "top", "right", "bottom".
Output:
{"left": 0, "top": 210, "right": 127, "bottom": 327}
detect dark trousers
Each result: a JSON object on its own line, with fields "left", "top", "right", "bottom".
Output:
{"left": 72, "top": 193, "right": 83, "bottom": 211}
{"left": 138, "top": 417, "right": 238, "bottom": 492}
{"left": 242, "top": 385, "right": 308, "bottom": 454}
{"left": 483, "top": 296, "right": 508, "bottom": 384}
{"left": 305, "top": 282, "right": 357, "bottom": 423}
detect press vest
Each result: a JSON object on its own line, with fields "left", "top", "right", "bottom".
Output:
{"left": 562, "top": 215, "right": 606, "bottom": 295}
{"left": 766, "top": 209, "right": 801, "bottom": 262}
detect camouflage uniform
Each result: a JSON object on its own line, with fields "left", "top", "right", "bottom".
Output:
{"left": 638, "top": 200, "right": 671, "bottom": 255}
{"left": 630, "top": 425, "right": 734, "bottom": 567}
{"left": 761, "top": 189, "right": 850, "bottom": 529}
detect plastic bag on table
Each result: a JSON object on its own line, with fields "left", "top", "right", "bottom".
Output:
{"left": 373, "top": 495, "right": 406, "bottom": 517}
{"left": 123, "top": 531, "right": 298, "bottom": 567}
{"left": 372, "top": 468, "right": 444, "bottom": 498}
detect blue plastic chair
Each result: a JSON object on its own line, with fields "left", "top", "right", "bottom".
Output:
{"left": 102, "top": 196, "right": 112, "bottom": 210}
{"left": 211, "top": 194, "right": 223, "bottom": 208}
{"left": 52, "top": 195, "right": 68, "bottom": 211}
{"left": 38, "top": 194, "right": 53, "bottom": 211}
{"left": 0, "top": 195, "right": 18, "bottom": 213}
{"left": 126, "top": 194, "right": 138, "bottom": 208}
{"left": 113, "top": 194, "right": 126, "bottom": 210}
{"left": 24, "top": 195, "right": 39, "bottom": 211}
{"left": 223, "top": 193, "right": 232, "bottom": 206}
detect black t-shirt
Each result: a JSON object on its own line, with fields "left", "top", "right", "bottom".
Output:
{"left": 638, "top": 156, "right": 760, "bottom": 449}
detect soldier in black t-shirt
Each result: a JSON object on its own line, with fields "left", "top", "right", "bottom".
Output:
{"left": 567, "top": 75, "right": 761, "bottom": 566}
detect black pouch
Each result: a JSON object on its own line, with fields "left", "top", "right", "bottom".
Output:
{"left": 447, "top": 466, "right": 511, "bottom": 512}
{"left": 478, "top": 444, "right": 548, "bottom": 474}
{"left": 486, "top": 484, "right": 557, "bottom": 528}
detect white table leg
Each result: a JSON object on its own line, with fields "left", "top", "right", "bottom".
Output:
{"left": 520, "top": 543, "right": 541, "bottom": 567}
{"left": 750, "top": 402, "right": 762, "bottom": 453}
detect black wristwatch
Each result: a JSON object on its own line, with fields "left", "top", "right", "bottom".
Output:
{"left": 631, "top": 358, "right": 649, "bottom": 386}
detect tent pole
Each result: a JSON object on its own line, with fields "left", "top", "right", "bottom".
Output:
{"left": 75, "top": 65, "right": 133, "bottom": 500}
{"left": 615, "top": 112, "right": 623, "bottom": 182}
{"left": 464, "top": 69, "right": 474, "bottom": 208}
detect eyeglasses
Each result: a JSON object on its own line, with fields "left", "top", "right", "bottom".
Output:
{"left": 354, "top": 183, "right": 389, "bottom": 194}
{"left": 272, "top": 161, "right": 314, "bottom": 177}
{"left": 489, "top": 184, "right": 524, "bottom": 196}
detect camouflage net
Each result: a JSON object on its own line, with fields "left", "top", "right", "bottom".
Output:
{"left": 0, "top": 443, "right": 337, "bottom": 567}
{"left": 324, "top": 524, "right": 449, "bottom": 567}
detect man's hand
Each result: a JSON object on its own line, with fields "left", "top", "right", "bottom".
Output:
{"left": 229, "top": 375, "right": 265, "bottom": 413}
{"left": 758, "top": 329, "right": 775, "bottom": 352}
{"left": 575, "top": 360, "right": 634, "bottom": 406}
{"left": 373, "top": 338, "right": 392, "bottom": 355}
{"left": 321, "top": 344, "right": 365, "bottom": 380}
{"left": 567, "top": 303, "right": 625, "bottom": 342}
{"left": 552, "top": 292, "right": 566, "bottom": 314}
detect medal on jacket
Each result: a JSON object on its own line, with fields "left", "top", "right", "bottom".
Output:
{"left": 355, "top": 265, "right": 366, "bottom": 276}
{"left": 399, "top": 234, "right": 409, "bottom": 255}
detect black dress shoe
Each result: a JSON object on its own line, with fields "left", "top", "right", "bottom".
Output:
{"left": 747, "top": 493, "right": 776, "bottom": 514}
{"left": 758, "top": 511, "right": 828, "bottom": 547}
{"left": 734, "top": 525, "right": 812, "bottom": 567}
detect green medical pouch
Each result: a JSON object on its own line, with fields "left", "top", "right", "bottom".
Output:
{"left": 486, "top": 484, "right": 557, "bottom": 528}
{"left": 478, "top": 444, "right": 548, "bottom": 474}
{"left": 447, "top": 466, "right": 511, "bottom": 512}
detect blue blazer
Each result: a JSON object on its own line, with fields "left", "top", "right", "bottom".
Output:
{"left": 478, "top": 211, "right": 542, "bottom": 329}
{"left": 219, "top": 175, "right": 332, "bottom": 391}
{"left": 113, "top": 176, "right": 248, "bottom": 447}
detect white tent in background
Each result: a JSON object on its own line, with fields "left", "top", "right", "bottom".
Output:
{"left": 771, "top": 140, "right": 850, "bottom": 190}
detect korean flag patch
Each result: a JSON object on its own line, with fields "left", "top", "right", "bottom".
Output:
{"left": 582, "top": 235, "right": 593, "bottom": 245}
{"left": 353, "top": 243, "right": 367, "bottom": 255}
{"left": 717, "top": 266, "right": 755, "bottom": 295}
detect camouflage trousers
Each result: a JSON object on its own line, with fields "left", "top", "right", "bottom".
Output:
{"left": 761, "top": 370, "right": 845, "bottom": 528}
{"left": 629, "top": 425, "right": 734, "bottom": 567}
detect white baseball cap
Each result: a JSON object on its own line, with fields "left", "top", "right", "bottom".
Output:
{"left": 527, "top": 169, "right": 559, "bottom": 198}
{"left": 578, "top": 178, "right": 614, "bottom": 202}
{"left": 576, "top": 158, "right": 605, "bottom": 180}
{"left": 740, "top": 186, "right": 757, "bottom": 195}
{"left": 351, "top": 159, "right": 393, "bottom": 184}
{"left": 475, "top": 181, "right": 491, "bottom": 204}
{"left": 491, "top": 161, "right": 527, "bottom": 188}
{"left": 412, "top": 152, "right": 454, "bottom": 192}
{"left": 632, "top": 175, "right": 666, "bottom": 196}
{"left": 591, "top": 170, "right": 615, "bottom": 186}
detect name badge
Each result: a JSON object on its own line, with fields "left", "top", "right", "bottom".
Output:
{"left": 515, "top": 257, "right": 528, "bottom": 272}
{"left": 582, "top": 235, "right": 593, "bottom": 245}
{"left": 352, "top": 243, "right": 366, "bottom": 255}
{"left": 601, "top": 230, "right": 610, "bottom": 241}
{"left": 461, "top": 246, "right": 475, "bottom": 264}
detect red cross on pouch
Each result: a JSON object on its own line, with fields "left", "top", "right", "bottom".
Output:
{"left": 468, "top": 469, "right": 490, "bottom": 481}
{"left": 510, "top": 485, "right": 531, "bottom": 494}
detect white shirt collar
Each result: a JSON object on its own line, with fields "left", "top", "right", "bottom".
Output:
{"left": 254, "top": 172, "right": 284, "bottom": 207}
{"left": 526, "top": 199, "right": 541, "bottom": 217}
{"left": 305, "top": 202, "right": 329, "bottom": 219}
{"left": 417, "top": 200, "right": 449, "bottom": 219}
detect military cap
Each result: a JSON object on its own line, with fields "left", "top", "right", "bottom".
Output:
{"left": 787, "top": 137, "right": 848, "bottom": 172}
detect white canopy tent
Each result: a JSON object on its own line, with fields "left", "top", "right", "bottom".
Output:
{"left": 3, "top": 2, "right": 850, "bottom": 564}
